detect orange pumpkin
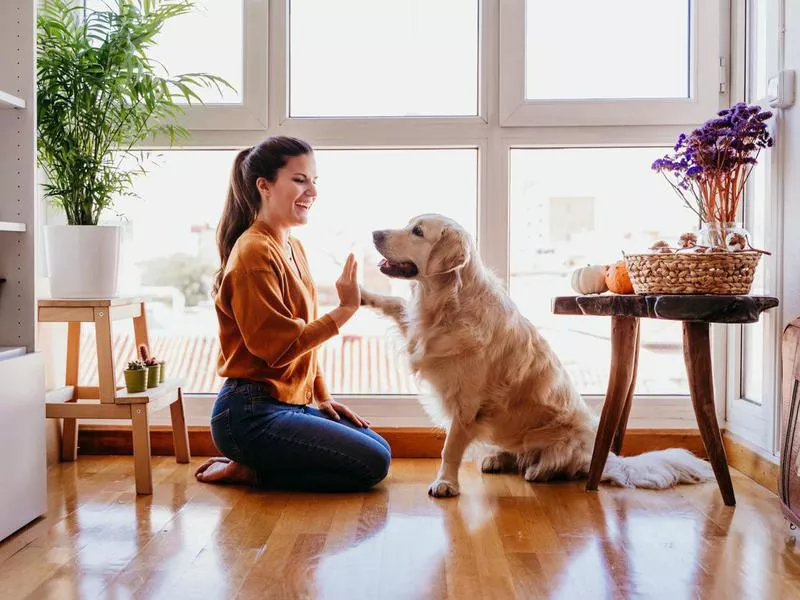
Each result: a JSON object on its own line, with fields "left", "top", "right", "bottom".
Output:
{"left": 605, "top": 261, "right": 634, "bottom": 294}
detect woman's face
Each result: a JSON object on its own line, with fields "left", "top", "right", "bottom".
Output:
{"left": 257, "top": 153, "right": 318, "bottom": 228}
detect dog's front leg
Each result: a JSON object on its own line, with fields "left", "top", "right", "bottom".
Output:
{"left": 429, "top": 418, "right": 475, "bottom": 498}
{"left": 360, "top": 286, "right": 409, "bottom": 335}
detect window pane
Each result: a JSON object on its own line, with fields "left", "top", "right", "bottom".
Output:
{"left": 525, "top": 0, "right": 690, "bottom": 100}
{"left": 149, "top": 0, "right": 243, "bottom": 103}
{"left": 741, "top": 0, "right": 774, "bottom": 405}
{"left": 289, "top": 0, "right": 479, "bottom": 117}
{"left": 103, "top": 151, "right": 236, "bottom": 394}
{"left": 747, "top": 1, "right": 779, "bottom": 103}
{"left": 98, "top": 149, "right": 477, "bottom": 395}
{"left": 741, "top": 154, "right": 768, "bottom": 404}
{"left": 510, "top": 148, "right": 694, "bottom": 395}
{"left": 302, "top": 149, "right": 478, "bottom": 394}
{"left": 84, "top": 0, "right": 244, "bottom": 104}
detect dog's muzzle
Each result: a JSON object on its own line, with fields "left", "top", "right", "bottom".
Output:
{"left": 372, "top": 230, "right": 418, "bottom": 278}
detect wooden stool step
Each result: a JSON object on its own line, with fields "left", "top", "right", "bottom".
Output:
{"left": 40, "top": 297, "right": 190, "bottom": 494}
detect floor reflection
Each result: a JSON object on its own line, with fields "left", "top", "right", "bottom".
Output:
{"left": 4, "top": 458, "right": 800, "bottom": 599}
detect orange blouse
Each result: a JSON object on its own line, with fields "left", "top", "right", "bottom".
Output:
{"left": 215, "top": 220, "right": 337, "bottom": 405}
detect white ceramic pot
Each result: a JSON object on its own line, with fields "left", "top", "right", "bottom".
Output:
{"left": 44, "top": 225, "right": 121, "bottom": 298}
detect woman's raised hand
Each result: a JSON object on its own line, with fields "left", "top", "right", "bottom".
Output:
{"left": 336, "top": 253, "right": 360, "bottom": 309}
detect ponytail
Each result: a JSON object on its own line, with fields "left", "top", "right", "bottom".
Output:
{"left": 213, "top": 148, "right": 255, "bottom": 296}
{"left": 212, "top": 137, "right": 313, "bottom": 297}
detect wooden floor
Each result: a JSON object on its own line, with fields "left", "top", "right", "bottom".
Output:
{"left": 2, "top": 458, "right": 800, "bottom": 600}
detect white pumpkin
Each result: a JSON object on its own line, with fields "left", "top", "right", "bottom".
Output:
{"left": 571, "top": 265, "right": 608, "bottom": 295}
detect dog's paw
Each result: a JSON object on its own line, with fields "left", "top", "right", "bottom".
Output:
{"left": 428, "top": 479, "right": 460, "bottom": 498}
{"left": 481, "top": 452, "right": 516, "bottom": 474}
{"left": 523, "top": 464, "right": 555, "bottom": 483}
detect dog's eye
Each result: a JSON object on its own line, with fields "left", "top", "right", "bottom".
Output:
{"left": 411, "top": 225, "right": 424, "bottom": 237}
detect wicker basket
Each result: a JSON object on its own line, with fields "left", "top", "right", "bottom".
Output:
{"left": 624, "top": 251, "right": 761, "bottom": 295}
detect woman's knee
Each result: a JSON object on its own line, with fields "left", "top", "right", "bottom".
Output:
{"left": 357, "top": 440, "right": 391, "bottom": 487}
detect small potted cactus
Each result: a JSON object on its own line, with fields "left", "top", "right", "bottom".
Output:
{"left": 124, "top": 360, "right": 148, "bottom": 393}
{"left": 139, "top": 344, "right": 161, "bottom": 389}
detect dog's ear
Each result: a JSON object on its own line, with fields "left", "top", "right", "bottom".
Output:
{"left": 427, "top": 228, "right": 470, "bottom": 276}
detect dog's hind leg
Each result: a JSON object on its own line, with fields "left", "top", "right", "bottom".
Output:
{"left": 521, "top": 444, "right": 589, "bottom": 483}
{"left": 480, "top": 451, "right": 519, "bottom": 474}
{"left": 523, "top": 462, "right": 561, "bottom": 483}
{"left": 360, "top": 287, "right": 409, "bottom": 335}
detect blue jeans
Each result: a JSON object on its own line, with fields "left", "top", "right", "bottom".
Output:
{"left": 210, "top": 378, "right": 391, "bottom": 492}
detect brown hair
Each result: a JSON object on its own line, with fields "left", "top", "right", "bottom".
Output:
{"left": 213, "top": 136, "right": 313, "bottom": 296}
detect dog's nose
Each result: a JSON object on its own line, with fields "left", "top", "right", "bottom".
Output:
{"left": 372, "top": 230, "right": 385, "bottom": 245}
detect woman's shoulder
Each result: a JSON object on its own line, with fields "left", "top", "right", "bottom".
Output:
{"left": 229, "top": 228, "right": 282, "bottom": 273}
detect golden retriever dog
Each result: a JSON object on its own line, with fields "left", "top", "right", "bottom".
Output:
{"left": 361, "top": 214, "right": 713, "bottom": 497}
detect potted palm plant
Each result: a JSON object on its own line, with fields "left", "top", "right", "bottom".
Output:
{"left": 37, "top": 0, "right": 230, "bottom": 298}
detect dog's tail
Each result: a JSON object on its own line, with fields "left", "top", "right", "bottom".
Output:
{"left": 600, "top": 448, "right": 714, "bottom": 489}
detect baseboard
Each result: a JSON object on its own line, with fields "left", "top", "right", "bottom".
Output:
{"left": 68, "top": 426, "right": 783, "bottom": 494}
{"left": 722, "top": 431, "right": 780, "bottom": 495}
{"left": 75, "top": 425, "right": 706, "bottom": 459}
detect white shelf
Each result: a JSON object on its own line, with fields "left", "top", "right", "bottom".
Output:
{"left": 0, "top": 90, "right": 25, "bottom": 109}
{"left": 0, "top": 221, "right": 26, "bottom": 232}
{"left": 0, "top": 347, "right": 26, "bottom": 362}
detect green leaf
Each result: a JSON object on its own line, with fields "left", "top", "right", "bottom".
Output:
{"left": 36, "top": 0, "right": 235, "bottom": 224}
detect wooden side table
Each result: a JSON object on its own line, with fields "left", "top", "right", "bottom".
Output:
{"left": 39, "top": 297, "right": 190, "bottom": 495}
{"left": 552, "top": 294, "right": 779, "bottom": 507}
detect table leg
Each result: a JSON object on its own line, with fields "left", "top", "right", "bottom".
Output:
{"left": 170, "top": 389, "right": 191, "bottom": 464}
{"left": 94, "top": 308, "right": 116, "bottom": 403}
{"left": 61, "top": 322, "right": 81, "bottom": 462}
{"left": 683, "top": 321, "right": 736, "bottom": 506}
{"left": 587, "top": 316, "right": 640, "bottom": 491}
{"left": 611, "top": 322, "right": 640, "bottom": 455}
{"left": 131, "top": 405, "right": 153, "bottom": 495}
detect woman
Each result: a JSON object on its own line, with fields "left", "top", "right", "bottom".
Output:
{"left": 194, "top": 136, "right": 391, "bottom": 491}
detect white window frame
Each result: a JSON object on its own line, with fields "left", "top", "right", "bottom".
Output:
{"left": 172, "top": 0, "right": 269, "bottom": 131}
{"left": 498, "top": 0, "right": 725, "bottom": 127}
{"left": 42, "top": 0, "right": 735, "bottom": 430}
{"left": 725, "top": 0, "right": 784, "bottom": 455}
{"left": 266, "top": 0, "right": 489, "bottom": 134}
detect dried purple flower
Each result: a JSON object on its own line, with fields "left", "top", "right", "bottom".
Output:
{"left": 652, "top": 102, "right": 775, "bottom": 225}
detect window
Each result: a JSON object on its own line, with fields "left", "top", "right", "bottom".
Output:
{"left": 148, "top": 0, "right": 244, "bottom": 104}
{"left": 41, "top": 0, "right": 738, "bottom": 430}
{"left": 82, "top": 0, "right": 267, "bottom": 129}
{"left": 525, "top": 0, "right": 690, "bottom": 101}
{"left": 82, "top": 0, "right": 244, "bottom": 103}
{"left": 738, "top": 0, "right": 779, "bottom": 408}
{"left": 101, "top": 151, "right": 236, "bottom": 394}
{"left": 500, "top": 0, "right": 722, "bottom": 126}
{"left": 510, "top": 148, "right": 692, "bottom": 395}
{"left": 303, "top": 149, "right": 478, "bottom": 394}
{"left": 725, "top": 0, "right": 782, "bottom": 453}
{"left": 747, "top": 0, "right": 773, "bottom": 103}
{"left": 741, "top": 157, "right": 767, "bottom": 404}
{"left": 97, "top": 149, "right": 477, "bottom": 395}
{"left": 289, "top": 0, "right": 479, "bottom": 117}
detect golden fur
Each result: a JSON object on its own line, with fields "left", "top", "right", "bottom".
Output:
{"left": 362, "top": 214, "right": 713, "bottom": 497}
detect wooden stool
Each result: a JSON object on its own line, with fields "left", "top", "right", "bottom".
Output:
{"left": 552, "top": 294, "right": 779, "bottom": 507}
{"left": 40, "top": 297, "right": 190, "bottom": 495}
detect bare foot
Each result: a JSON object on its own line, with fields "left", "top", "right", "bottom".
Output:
{"left": 195, "top": 457, "right": 256, "bottom": 485}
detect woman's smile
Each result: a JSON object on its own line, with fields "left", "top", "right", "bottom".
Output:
{"left": 294, "top": 198, "right": 314, "bottom": 219}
